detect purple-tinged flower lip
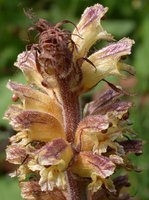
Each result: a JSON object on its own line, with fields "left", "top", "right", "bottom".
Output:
{"left": 101, "top": 99, "right": 132, "bottom": 115}
{"left": 13, "top": 110, "right": 60, "bottom": 128}
{"left": 9, "top": 110, "right": 65, "bottom": 141}
{"left": 85, "top": 89, "right": 122, "bottom": 116}
{"left": 94, "top": 38, "right": 134, "bottom": 60}
{"left": 80, "top": 4, "right": 107, "bottom": 31}
{"left": 81, "top": 38, "right": 134, "bottom": 93}
{"left": 6, "top": 81, "right": 63, "bottom": 124}
{"left": 4, "top": 105, "right": 23, "bottom": 122}
{"left": 86, "top": 152, "right": 115, "bottom": 178}
{"left": 36, "top": 138, "right": 69, "bottom": 166}
{"left": 109, "top": 155, "right": 123, "bottom": 165}
{"left": 15, "top": 51, "right": 36, "bottom": 71}
{"left": 7, "top": 81, "right": 44, "bottom": 104}
{"left": 6, "top": 144, "right": 27, "bottom": 164}
{"left": 76, "top": 115, "right": 109, "bottom": 132}
{"left": 72, "top": 151, "right": 115, "bottom": 179}
{"left": 75, "top": 115, "right": 109, "bottom": 151}
{"left": 84, "top": 89, "right": 132, "bottom": 118}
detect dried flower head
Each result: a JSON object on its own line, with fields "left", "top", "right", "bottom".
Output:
{"left": 5, "top": 3, "right": 142, "bottom": 200}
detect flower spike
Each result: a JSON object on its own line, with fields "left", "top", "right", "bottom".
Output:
{"left": 5, "top": 3, "right": 142, "bottom": 200}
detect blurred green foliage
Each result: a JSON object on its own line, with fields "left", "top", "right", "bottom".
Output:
{"left": 0, "top": 0, "right": 149, "bottom": 199}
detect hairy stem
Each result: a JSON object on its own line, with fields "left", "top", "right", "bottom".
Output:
{"left": 57, "top": 77, "right": 82, "bottom": 200}
{"left": 65, "top": 170, "right": 81, "bottom": 200}
{"left": 57, "top": 78, "right": 81, "bottom": 143}
{"left": 61, "top": 91, "right": 80, "bottom": 143}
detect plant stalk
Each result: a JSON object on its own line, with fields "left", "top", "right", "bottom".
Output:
{"left": 57, "top": 77, "right": 82, "bottom": 200}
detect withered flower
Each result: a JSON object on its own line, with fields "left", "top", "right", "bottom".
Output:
{"left": 5, "top": 3, "right": 142, "bottom": 200}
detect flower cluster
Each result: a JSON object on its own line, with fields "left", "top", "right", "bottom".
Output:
{"left": 5, "top": 4, "right": 142, "bottom": 200}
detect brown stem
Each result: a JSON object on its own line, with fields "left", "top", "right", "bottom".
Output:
{"left": 62, "top": 91, "right": 80, "bottom": 143}
{"left": 57, "top": 78, "right": 81, "bottom": 143}
{"left": 65, "top": 170, "right": 81, "bottom": 200}
{"left": 57, "top": 77, "right": 82, "bottom": 200}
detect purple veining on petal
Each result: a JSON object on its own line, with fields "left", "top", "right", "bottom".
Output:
{"left": 81, "top": 152, "right": 115, "bottom": 178}
{"left": 37, "top": 139, "right": 68, "bottom": 165}
{"left": 76, "top": 115, "right": 109, "bottom": 133}
{"left": 10, "top": 110, "right": 63, "bottom": 134}
{"left": 6, "top": 144, "right": 26, "bottom": 164}
{"left": 14, "top": 111, "right": 53, "bottom": 128}
{"left": 84, "top": 89, "right": 132, "bottom": 117}
{"left": 101, "top": 99, "right": 132, "bottom": 115}
{"left": 75, "top": 115, "right": 109, "bottom": 151}
{"left": 4, "top": 105, "right": 22, "bottom": 121}
{"left": 85, "top": 89, "right": 121, "bottom": 116}
{"left": 95, "top": 38, "right": 134, "bottom": 59}
{"left": 7, "top": 81, "right": 48, "bottom": 105}
{"left": 15, "top": 51, "right": 36, "bottom": 70}
{"left": 80, "top": 4, "right": 106, "bottom": 31}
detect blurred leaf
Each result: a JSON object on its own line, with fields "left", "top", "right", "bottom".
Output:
{"left": 0, "top": 131, "right": 9, "bottom": 140}
{"left": 103, "top": 20, "right": 136, "bottom": 38}
{"left": 0, "top": 47, "right": 18, "bottom": 70}
{"left": 134, "top": 15, "right": 149, "bottom": 92}
{"left": 0, "top": 176, "right": 22, "bottom": 200}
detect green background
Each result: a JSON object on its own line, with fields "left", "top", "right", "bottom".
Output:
{"left": 0, "top": 0, "right": 149, "bottom": 199}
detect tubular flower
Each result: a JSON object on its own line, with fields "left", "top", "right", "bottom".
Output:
{"left": 5, "top": 3, "right": 142, "bottom": 200}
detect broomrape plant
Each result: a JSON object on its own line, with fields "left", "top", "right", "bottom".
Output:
{"left": 5, "top": 4, "right": 142, "bottom": 200}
